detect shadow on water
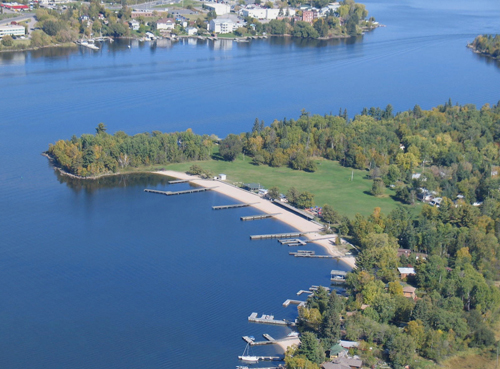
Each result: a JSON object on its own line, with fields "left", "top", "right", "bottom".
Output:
{"left": 54, "top": 169, "right": 172, "bottom": 194}
{"left": 268, "top": 34, "right": 363, "bottom": 48}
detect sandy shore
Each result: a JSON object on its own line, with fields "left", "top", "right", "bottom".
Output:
{"left": 275, "top": 337, "right": 300, "bottom": 354}
{"left": 155, "top": 170, "right": 356, "bottom": 269}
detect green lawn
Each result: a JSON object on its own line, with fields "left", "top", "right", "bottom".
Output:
{"left": 164, "top": 156, "right": 420, "bottom": 218}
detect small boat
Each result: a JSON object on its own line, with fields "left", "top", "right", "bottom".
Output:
{"left": 287, "top": 331, "right": 299, "bottom": 337}
{"left": 248, "top": 336, "right": 255, "bottom": 341}
{"left": 238, "top": 343, "right": 259, "bottom": 363}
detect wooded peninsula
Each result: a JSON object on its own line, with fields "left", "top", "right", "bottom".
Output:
{"left": 468, "top": 34, "right": 500, "bottom": 59}
{"left": 47, "top": 101, "right": 500, "bottom": 368}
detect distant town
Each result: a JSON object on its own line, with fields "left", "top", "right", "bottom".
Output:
{"left": 0, "top": 0, "right": 378, "bottom": 51}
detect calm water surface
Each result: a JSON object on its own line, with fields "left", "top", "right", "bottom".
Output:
{"left": 0, "top": 0, "right": 499, "bottom": 367}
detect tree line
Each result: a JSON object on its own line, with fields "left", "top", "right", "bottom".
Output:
{"left": 47, "top": 123, "right": 215, "bottom": 177}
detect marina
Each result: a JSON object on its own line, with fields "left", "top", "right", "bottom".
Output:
{"left": 144, "top": 187, "right": 217, "bottom": 196}
{"left": 240, "top": 213, "right": 281, "bottom": 221}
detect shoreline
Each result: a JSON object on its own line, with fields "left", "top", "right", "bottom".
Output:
{"left": 155, "top": 170, "right": 356, "bottom": 269}
{"left": 467, "top": 43, "right": 500, "bottom": 60}
{"left": 42, "top": 155, "right": 356, "bottom": 268}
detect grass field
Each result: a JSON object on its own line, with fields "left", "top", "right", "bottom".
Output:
{"left": 164, "top": 156, "right": 419, "bottom": 218}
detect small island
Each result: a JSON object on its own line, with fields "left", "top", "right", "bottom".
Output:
{"left": 468, "top": 34, "right": 500, "bottom": 60}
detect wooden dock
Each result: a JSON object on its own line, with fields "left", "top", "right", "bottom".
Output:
{"left": 250, "top": 232, "right": 304, "bottom": 240}
{"left": 144, "top": 187, "right": 216, "bottom": 196}
{"left": 241, "top": 213, "right": 280, "bottom": 221}
{"left": 289, "top": 250, "right": 336, "bottom": 259}
{"left": 213, "top": 202, "right": 258, "bottom": 210}
{"left": 167, "top": 179, "right": 191, "bottom": 184}
{"left": 248, "top": 312, "right": 289, "bottom": 326}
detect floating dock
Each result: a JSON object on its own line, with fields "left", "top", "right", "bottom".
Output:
{"left": 278, "top": 239, "right": 306, "bottom": 245}
{"left": 248, "top": 312, "right": 290, "bottom": 326}
{"left": 167, "top": 179, "right": 191, "bottom": 184}
{"left": 283, "top": 299, "right": 307, "bottom": 308}
{"left": 250, "top": 232, "right": 304, "bottom": 240}
{"left": 144, "top": 187, "right": 216, "bottom": 196}
{"left": 241, "top": 213, "right": 280, "bottom": 221}
{"left": 331, "top": 269, "right": 347, "bottom": 283}
{"left": 212, "top": 202, "right": 257, "bottom": 210}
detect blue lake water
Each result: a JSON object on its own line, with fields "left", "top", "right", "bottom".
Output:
{"left": 0, "top": 0, "right": 499, "bottom": 367}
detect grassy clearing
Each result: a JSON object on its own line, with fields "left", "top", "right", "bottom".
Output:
{"left": 440, "top": 348, "right": 498, "bottom": 369}
{"left": 164, "top": 156, "right": 419, "bottom": 218}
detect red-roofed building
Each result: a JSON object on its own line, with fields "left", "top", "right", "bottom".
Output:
{"left": 1, "top": 3, "right": 29, "bottom": 10}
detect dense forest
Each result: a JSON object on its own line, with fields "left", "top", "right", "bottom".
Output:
{"left": 291, "top": 202, "right": 500, "bottom": 368}
{"left": 47, "top": 123, "right": 215, "bottom": 177}
{"left": 469, "top": 34, "right": 500, "bottom": 59}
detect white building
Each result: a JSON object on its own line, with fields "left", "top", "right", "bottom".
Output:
{"left": 129, "top": 20, "right": 140, "bottom": 31}
{"left": 186, "top": 26, "right": 198, "bottom": 36}
{"left": 208, "top": 18, "right": 236, "bottom": 34}
{"left": 0, "top": 25, "right": 25, "bottom": 37}
{"left": 157, "top": 18, "right": 176, "bottom": 30}
{"left": 241, "top": 7, "right": 284, "bottom": 20}
{"left": 204, "top": 3, "right": 231, "bottom": 15}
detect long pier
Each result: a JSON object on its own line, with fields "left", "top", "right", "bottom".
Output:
{"left": 242, "top": 334, "right": 298, "bottom": 347}
{"left": 250, "top": 232, "right": 304, "bottom": 240}
{"left": 238, "top": 355, "right": 284, "bottom": 362}
{"left": 144, "top": 187, "right": 216, "bottom": 196}
{"left": 241, "top": 213, "right": 280, "bottom": 221}
{"left": 212, "top": 202, "right": 257, "bottom": 210}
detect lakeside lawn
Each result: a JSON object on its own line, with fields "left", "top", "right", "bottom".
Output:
{"left": 164, "top": 156, "right": 420, "bottom": 218}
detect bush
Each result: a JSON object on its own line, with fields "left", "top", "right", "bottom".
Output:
{"left": 1, "top": 35, "right": 13, "bottom": 47}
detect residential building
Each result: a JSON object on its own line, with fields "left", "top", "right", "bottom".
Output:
{"left": 186, "top": 26, "right": 198, "bottom": 36}
{"left": 0, "top": 25, "right": 25, "bottom": 37}
{"left": 403, "top": 286, "right": 417, "bottom": 299}
{"left": 157, "top": 18, "right": 176, "bottom": 30}
{"left": 302, "top": 10, "right": 314, "bottom": 23}
{"left": 131, "top": 10, "right": 154, "bottom": 18}
{"left": 204, "top": 3, "right": 230, "bottom": 15}
{"left": 129, "top": 20, "right": 140, "bottom": 31}
{"left": 398, "top": 267, "right": 415, "bottom": 279}
{"left": 208, "top": 18, "right": 236, "bottom": 34}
